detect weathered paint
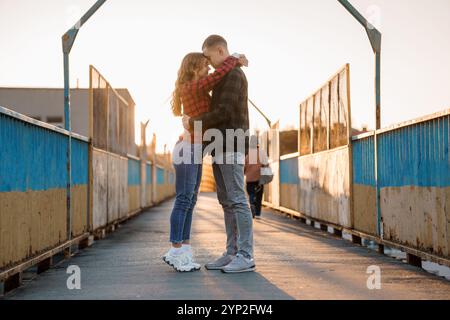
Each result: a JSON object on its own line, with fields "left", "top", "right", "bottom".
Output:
{"left": 280, "top": 157, "right": 299, "bottom": 211}
{"left": 140, "top": 162, "right": 146, "bottom": 209}
{"left": 128, "top": 186, "right": 140, "bottom": 213}
{"left": 280, "top": 184, "right": 299, "bottom": 212}
{"left": 353, "top": 184, "right": 377, "bottom": 235}
{"left": 127, "top": 158, "right": 141, "bottom": 212}
{"left": 352, "top": 135, "right": 377, "bottom": 235}
{"left": 71, "top": 185, "right": 89, "bottom": 237}
{"left": 280, "top": 157, "right": 299, "bottom": 185}
{"left": 0, "top": 189, "right": 66, "bottom": 269}
{"left": 92, "top": 150, "right": 129, "bottom": 229}
{"left": 118, "top": 157, "right": 128, "bottom": 219}
{"left": 145, "top": 163, "right": 153, "bottom": 206}
{"left": 92, "top": 149, "right": 108, "bottom": 229}
{"left": 352, "top": 135, "right": 375, "bottom": 186}
{"left": 107, "top": 154, "right": 120, "bottom": 224}
{"left": 377, "top": 115, "right": 450, "bottom": 258}
{"left": 298, "top": 147, "right": 351, "bottom": 227}
{"left": 157, "top": 167, "right": 165, "bottom": 185}
{"left": 381, "top": 186, "right": 450, "bottom": 257}
{"left": 0, "top": 111, "right": 89, "bottom": 269}
{"left": 128, "top": 158, "right": 141, "bottom": 186}
{"left": 1, "top": 113, "right": 67, "bottom": 192}
{"left": 378, "top": 116, "right": 449, "bottom": 188}
{"left": 146, "top": 163, "right": 153, "bottom": 185}
{"left": 71, "top": 139, "right": 89, "bottom": 236}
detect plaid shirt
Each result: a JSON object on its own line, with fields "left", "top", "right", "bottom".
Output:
{"left": 190, "top": 67, "right": 249, "bottom": 154}
{"left": 180, "top": 56, "right": 239, "bottom": 118}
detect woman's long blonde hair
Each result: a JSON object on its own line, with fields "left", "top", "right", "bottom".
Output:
{"left": 171, "top": 52, "right": 206, "bottom": 117}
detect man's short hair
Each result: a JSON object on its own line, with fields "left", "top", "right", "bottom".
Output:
{"left": 202, "top": 35, "right": 228, "bottom": 50}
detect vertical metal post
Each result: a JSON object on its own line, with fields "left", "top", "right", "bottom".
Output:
{"left": 374, "top": 50, "right": 383, "bottom": 237}
{"left": 63, "top": 52, "right": 72, "bottom": 243}
{"left": 62, "top": 0, "right": 107, "bottom": 249}
{"left": 337, "top": 0, "right": 383, "bottom": 237}
{"left": 375, "top": 51, "right": 381, "bottom": 130}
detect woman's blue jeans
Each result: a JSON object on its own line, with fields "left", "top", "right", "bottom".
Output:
{"left": 169, "top": 142, "right": 203, "bottom": 244}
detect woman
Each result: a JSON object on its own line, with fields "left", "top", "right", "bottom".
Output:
{"left": 163, "top": 52, "right": 247, "bottom": 272}
{"left": 244, "top": 138, "right": 269, "bottom": 220}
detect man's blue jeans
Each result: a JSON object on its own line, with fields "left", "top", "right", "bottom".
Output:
{"left": 169, "top": 142, "right": 202, "bottom": 244}
{"left": 212, "top": 152, "right": 254, "bottom": 259}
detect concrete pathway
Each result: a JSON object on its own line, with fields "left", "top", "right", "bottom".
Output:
{"left": 4, "top": 193, "right": 450, "bottom": 300}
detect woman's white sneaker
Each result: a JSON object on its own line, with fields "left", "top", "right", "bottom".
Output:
{"left": 163, "top": 249, "right": 200, "bottom": 272}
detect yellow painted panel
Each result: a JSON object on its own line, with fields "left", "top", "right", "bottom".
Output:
{"left": 0, "top": 189, "right": 66, "bottom": 269}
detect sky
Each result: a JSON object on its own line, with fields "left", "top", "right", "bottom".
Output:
{"left": 1, "top": 0, "right": 450, "bottom": 151}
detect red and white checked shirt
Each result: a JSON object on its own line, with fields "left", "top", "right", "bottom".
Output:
{"left": 180, "top": 56, "right": 239, "bottom": 118}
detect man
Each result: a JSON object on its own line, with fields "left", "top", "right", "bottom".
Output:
{"left": 184, "top": 35, "right": 255, "bottom": 273}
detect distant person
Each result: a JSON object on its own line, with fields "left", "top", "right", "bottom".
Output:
{"left": 245, "top": 139, "right": 269, "bottom": 219}
{"left": 163, "top": 51, "right": 248, "bottom": 272}
{"left": 184, "top": 35, "right": 255, "bottom": 273}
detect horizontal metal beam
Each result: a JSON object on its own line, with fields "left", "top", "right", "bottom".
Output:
{"left": 62, "top": 0, "right": 107, "bottom": 54}
{"left": 337, "top": 0, "right": 381, "bottom": 53}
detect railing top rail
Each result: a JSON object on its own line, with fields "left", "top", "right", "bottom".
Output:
{"left": 375, "top": 107, "right": 450, "bottom": 135}
{"left": 351, "top": 131, "right": 375, "bottom": 141}
{"left": 352, "top": 107, "right": 450, "bottom": 141}
{"left": 0, "top": 105, "right": 90, "bottom": 143}
{"left": 280, "top": 152, "right": 300, "bottom": 161}
{"left": 127, "top": 154, "right": 140, "bottom": 161}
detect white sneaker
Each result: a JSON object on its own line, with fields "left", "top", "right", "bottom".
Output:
{"left": 183, "top": 247, "right": 201, "bottom": 270}
{"left": 163, "top": 250, "right": 199, "bottom": 272}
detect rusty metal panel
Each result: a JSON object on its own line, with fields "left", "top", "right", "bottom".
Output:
{"left": 352, "top": 134, "right": 377, "bottom": 235}
{"left": 298, "top": 147, "right": 352, "bottom": 227}
{"left": 119, "top": 157, "right": 129, "bottom": 218}
{"left": 70, "top": 138, "right": 89, "bottom": 237}
{"left": 92, "top": 149, "right": 108, "bottom": 230}
{"left": 280, "top": 156, "right": 299, "bottom": 211}
{"left": 145, "top": 162, "right": 153, "bottom": 206}
{"left": 0, "top": 110, "right": 69, "bottom": 269}
{"left": 127, "top": 157, "right": 140, "bottom": 213}
{"left": 378, "top": 114, "right": 450, "bottom": 257}
{"left": 107, "top": 153, "right": 120, "bottom": 224}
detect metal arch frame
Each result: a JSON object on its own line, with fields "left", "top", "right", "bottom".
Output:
{"left": 62, "top": 0, "right": 107, "bottom": 246}
{"left": 337, "top": 0, "right": 383, "bottom": 238}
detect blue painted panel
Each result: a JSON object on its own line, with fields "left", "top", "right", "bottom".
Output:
{"left": 280, "top": 157, "right": 298, "bottom": 185}
{"left": 157, "top": 167, "right": 165, "bottom": 185}
{"left": 146, "top": 163, "right": 152, "bottom": 185}
{"left": 352, "top": 135, "right": 375, "bottom": 186}
{"left": 71, "top": 138, "right": 89, "bottom": 185}
{"left": 378, "top": 116, "right": 450, "bottom": 188}
{"left": 1, "top": 114, "right": 68, "bottom": 192}
{"left": 128, "top": 158, "right": 140, "bottom": 186}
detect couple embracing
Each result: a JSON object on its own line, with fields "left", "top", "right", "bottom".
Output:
{"left": 162, "top": 35, "right": 255, "bottom": 274}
